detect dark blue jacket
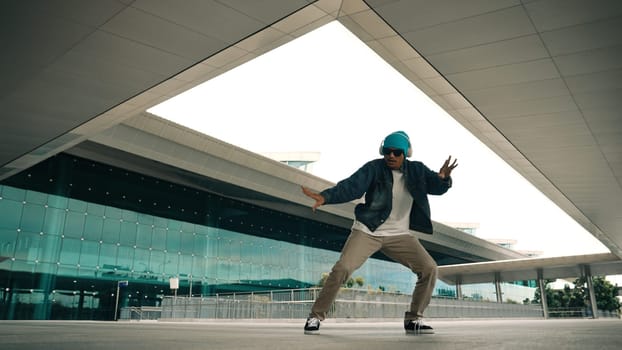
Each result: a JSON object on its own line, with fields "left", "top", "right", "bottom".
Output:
{"left": 320, "top": 158, "right": 452, "bottom": 234}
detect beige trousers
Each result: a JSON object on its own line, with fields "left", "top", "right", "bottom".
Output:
{"left": 310, "top": 229, "right": 437, "bottom": 321}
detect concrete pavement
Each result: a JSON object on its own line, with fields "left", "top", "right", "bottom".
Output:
{"left": 1, "top": 318, "right": 621, "bottom": 350}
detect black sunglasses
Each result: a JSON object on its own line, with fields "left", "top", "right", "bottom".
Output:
{"left": 382, "top": 148, "right": 404, "bottom": 157}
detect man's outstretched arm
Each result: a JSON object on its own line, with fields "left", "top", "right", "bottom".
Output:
{"left": 301, "top": 186, "right": 325, "bottom": 212}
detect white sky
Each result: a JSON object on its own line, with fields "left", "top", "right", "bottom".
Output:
{"left": 149, "top": 22, "right": 610, "bottom": 260}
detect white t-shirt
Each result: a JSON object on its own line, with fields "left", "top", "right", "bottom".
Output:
{"left": 352, "top": 170, "right": 413, "bottom": 236}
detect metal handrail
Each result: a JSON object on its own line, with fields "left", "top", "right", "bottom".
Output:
{"left": 129, "top": 306, "right": 143, "bottom": 320}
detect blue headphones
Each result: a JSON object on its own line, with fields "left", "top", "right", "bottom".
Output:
{"left": 379, "top": 131, "right": 412, "bottom": 157}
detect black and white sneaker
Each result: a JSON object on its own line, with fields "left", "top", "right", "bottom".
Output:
{"left": 304, "top": 317, "right": 320, "bottom": 335}
{"left": 404, "top": 319, "right": 434, "bottom": 335}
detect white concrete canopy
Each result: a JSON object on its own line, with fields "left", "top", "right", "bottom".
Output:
{"left": 438, "top": 252, "right": 622, "bottom": 285}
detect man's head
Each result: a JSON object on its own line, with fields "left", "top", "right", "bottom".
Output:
{"left": 380, "top": 131, "right": 411, "bottom": 170}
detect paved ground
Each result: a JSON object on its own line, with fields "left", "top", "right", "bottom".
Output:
{"left": 1, "top": 318, "right": 621, "bottom": 350}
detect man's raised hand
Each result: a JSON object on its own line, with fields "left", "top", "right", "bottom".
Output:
{"left": 439, "top": 156, "right": 458, "bottom": 179}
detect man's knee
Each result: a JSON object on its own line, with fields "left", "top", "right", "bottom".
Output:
{"left": 419, "top": 261, "right": 437, "bottom": 280}
{"left": 428, "top": 264, "right": 438, "bottom": 280}
{"left": 331, "top": 261, "right": 353, "bottom": 281}
{"left": 333, "top": 261, "right": 352, "bottom": 273}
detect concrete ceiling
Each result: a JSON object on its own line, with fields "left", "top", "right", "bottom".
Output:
{"left": 1, "top": 0, "right": 621, "bottom": 257}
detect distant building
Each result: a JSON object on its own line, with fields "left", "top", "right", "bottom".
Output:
{"left": 446, "top": 224, "right": 543, "bottom": 258}
{"left": 487, "top": 238, "right": 518, "bottom": 250}
{"left": 519, "top": 250, "right": 544, "bottom": 258}
{"left": 261, "top": 152, "right": 321, "bottom": 172}
{"left": 446, "top": 222, "right": 480, "bottom": 236}
{"left": 486, "top": 239, "right": 543, "bottom": 257}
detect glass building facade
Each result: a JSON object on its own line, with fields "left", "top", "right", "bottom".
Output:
{"left": 0, "top": 152, "right": 537, "bottom": 320}
{"left": 0, "top": 153, "right": 421, "bottom": 320}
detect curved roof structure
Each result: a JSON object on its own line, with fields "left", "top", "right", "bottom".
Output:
{"left": 438, "top": 252, "right": 622, "bottom": 285}
{"left": 2, "top": 1, "right": 621, "bottom": 259}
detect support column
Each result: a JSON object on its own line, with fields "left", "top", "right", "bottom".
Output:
{"left": 583, "top": 265, "right": 598, "bottom": 319}
{"left": 455, "top": 280, "right": 463, "bottom": 300}
{"left": 537, "top": 269, "right": 548, "bottom": 319}
{"left": 494, "top": 272, "right": 503, "bottom": 303}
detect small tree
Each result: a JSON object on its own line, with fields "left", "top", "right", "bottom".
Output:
{"left": 594, "top": 277, "right": 621, "bottom": 312}
{"left": 355, "top": 276, "right": 365, "bottom": 288}
{"left": 564, "top": 283, "right": 586, "bottom": 308}
{"left": 573, "top": 276, "right": 620, "bottom": 312}
{"left": 533, "top": 279, "right": 559, "bottom": 307}
{"left": 533, "top": 277, "right": 620, "bottom": 312}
